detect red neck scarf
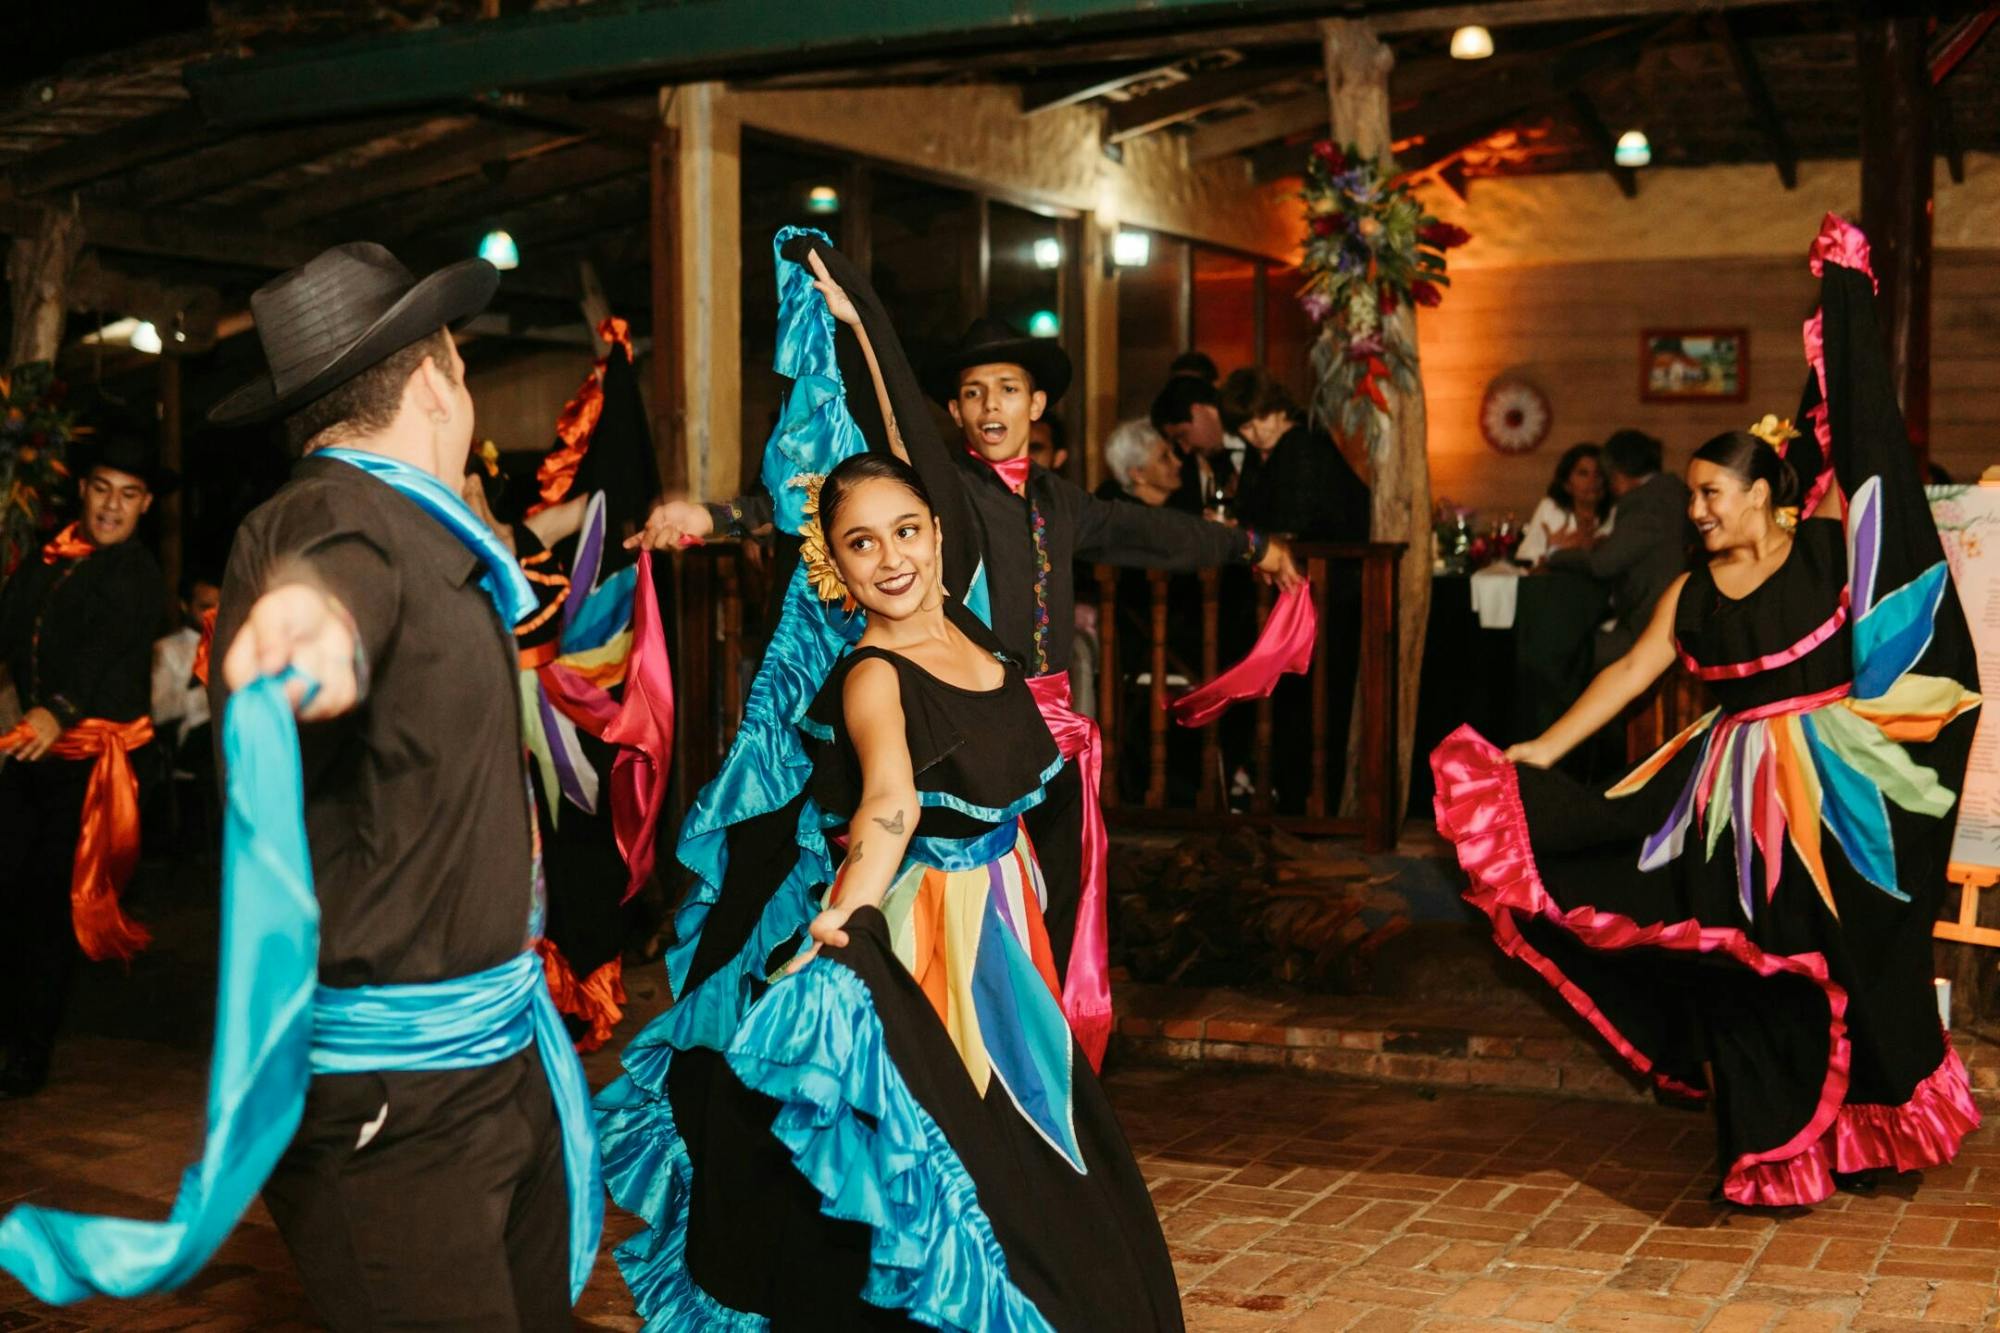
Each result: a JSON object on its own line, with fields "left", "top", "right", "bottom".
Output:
{"left": 966, "top": 449, "right": 1031, "bottom": 497}
{"left": 41, "top": 522, "right": 95, "bottom": 564}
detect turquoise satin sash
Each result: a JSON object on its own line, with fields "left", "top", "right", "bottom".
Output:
{"left": 311, "top": 953, "right": 603, "bottom": 1302}
{"left": 0, "top": 676, "right": 317, "bottom": 1301}
{"left": 314, "top": 447, "right": 537, "bottom": 627}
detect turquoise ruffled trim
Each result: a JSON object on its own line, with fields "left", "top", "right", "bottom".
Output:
{"left": 595, "top": 1069, "right": 767, "bottom": 1332}
{"left": 727, "top": 961, "right": 1057, "bottom": 1333}
{"left": 798, "top": 714, "right": 834, "bottom": 743}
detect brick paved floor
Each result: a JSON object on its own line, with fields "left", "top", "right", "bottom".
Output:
{"left": 3, "top": 1027, "right": 1995, "bottom": 1331}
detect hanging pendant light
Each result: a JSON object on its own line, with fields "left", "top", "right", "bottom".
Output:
{"left": 478, "top": 229, "right": 520, "bottom": 270}
{"left": 1613, "top": 131, "right": 1652, "bottom": 168}
{"left": 1449, "top": 25, "right": 1494, "bottom": 60}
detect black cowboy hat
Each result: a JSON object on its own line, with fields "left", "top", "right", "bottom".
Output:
{"left": 71, "top": 422, "right": 179, "bottom": 496}
{"left": 922, "top": 316, "right": 1072, "bottom": 408}
{"left": 208, "top": 242, "right": 498, "bottom": 426}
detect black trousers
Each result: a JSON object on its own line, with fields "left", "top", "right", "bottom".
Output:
{"left": 0, "top": 754, "right": 94, "bottom": 1063}
{"left": 263, "top": 1049, "right": 571, "bottom": 1332}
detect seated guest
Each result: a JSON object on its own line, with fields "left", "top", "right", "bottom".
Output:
{"left": 1517, "top": 443, "right": 1616, "bottom": 564}
{"left": 1029, "top": 415, "right": 1069, "bottom": 475}
{"left": 1544, "top": 428, "right": 1692, "bottom": 668}
{"left": 151, "top": 573, "right": 221, "bottom": 757}
{"left": 1095, "top": 417, "right": 1184, "bottom": 507}
{"left": 1218, "top": 368, "right": 1370, "bottom": 542}
{"left": 1149, "top": 376, "right": 1234, "bottom": 515}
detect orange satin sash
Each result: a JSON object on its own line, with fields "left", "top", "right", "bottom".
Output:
{"left": 40, "top": 522, "right": 95, "bottom": 564}
{"left": 0, "top": 715, "right": 155, "bottom": 961}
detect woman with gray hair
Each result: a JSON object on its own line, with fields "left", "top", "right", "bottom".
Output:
{"left": 1096, "top": 417, "right": 1183, "bottom": 506}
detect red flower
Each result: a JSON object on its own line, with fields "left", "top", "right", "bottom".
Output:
{"left": 1378, "top": 287, "right": 1398, "bottom": 315}
{"left": 1312, "top": 140, "right": 1347, "bottom": 172}
{"left": 1411, "top": 279, "right": 1443, "bottom": 308}
{"left": 1419, "top": 221, "right": 1471, "bottom": 250}
{"left": 1310, "top": 215, "right": 1338, "bottom": 237}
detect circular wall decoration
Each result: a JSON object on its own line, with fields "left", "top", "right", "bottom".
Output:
{"left": 1479, "top": 377, "right": 1552, "bottom": 455}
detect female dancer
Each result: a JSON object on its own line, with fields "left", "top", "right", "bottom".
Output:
{"left": 600, "top": 239, "right": 1181, "bottom": 1329}
{"left": 1433, "top": 215, "right": 1980, "bottom": 1207}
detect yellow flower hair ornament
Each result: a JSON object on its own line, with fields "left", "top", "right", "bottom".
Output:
{"left": 1747, "top": 414, "right": 1800, "bottom": 451}
{"left": 794, "top": 473, "right": 856, "bottom": 611}
{"left": 476, "top": 439, "right": 502, "bottom": 478}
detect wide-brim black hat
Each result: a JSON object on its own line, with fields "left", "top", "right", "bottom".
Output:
{"left": 922, "top": 316, "right": 1072, "bottom": 408}
{"left": 71, "top": 429, "right": 179, "bottom": 497}
{"left": 208, "top": 242, "right": 498, "bottom": 426}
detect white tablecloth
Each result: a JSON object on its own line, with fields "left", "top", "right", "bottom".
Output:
{"left": 1468, "top": 564, "right": 1523, "bottom": 630}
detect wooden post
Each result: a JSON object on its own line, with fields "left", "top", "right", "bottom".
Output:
{"left": 1146, "top": 569, "right": 1169, "bottom": 810}
{"left": 1325, "top": 18, "right": 1428, "bottom": 841}
{"left": 1857, "top": 10, "right": 1933, "bottom": 468}
{"left": 1096, "top": 564, "right": 1120, "bottom": 810}
{"left": 158, "top": 355, "right": 183, "bottom": 608}
{"left": 649, "top": 123, "right": 687, "bottom": 492}
{"left": 1197, "top": 567, "right": 1221, "bottom": 812}
{"left": 6, "top": 199, "right": 83, "bottom": 366}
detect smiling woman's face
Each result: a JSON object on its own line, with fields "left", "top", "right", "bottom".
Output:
{"left": 828, "top": 476, "right": 942, "bottom": 620}
{"left": 1686, "top": 458, "right": 1768, "bottom": 552}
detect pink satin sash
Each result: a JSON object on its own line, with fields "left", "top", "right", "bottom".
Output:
{"left": 1169, "top": 583, "right": 1318, "bottom": 728}
{"left": 1025, "top": 671, "right": 1111, "bottom": 1071}
{"left": 603, "top": 555, "right": 675, "bottom": 903}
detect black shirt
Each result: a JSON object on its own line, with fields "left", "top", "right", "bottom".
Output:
{"left": 0, "top": 537, "right": 162, "bottom": 728}
{"left": 1234, "top": 424, "right": 1372, "bottom": 542}
{"left": 210, "top": 457, "right": 535, "bottom": 987}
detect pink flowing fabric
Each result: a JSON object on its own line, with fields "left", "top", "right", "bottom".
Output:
{"left": 603, "top": 554, "right": 675, "bottom": 903}
{"left": 1026, "top": 671, "right": 1111, "bottom": 1071}
{"left": 1168, "top": 583, "right": 1318, "bottom": 728}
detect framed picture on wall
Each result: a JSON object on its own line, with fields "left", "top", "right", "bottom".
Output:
{"left": 1640, "top": 328, "right": 1748, "bottom": 403}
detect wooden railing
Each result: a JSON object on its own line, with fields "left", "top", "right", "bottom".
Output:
{"left": 655, "top": 540, "right": 1406, "bottom": 851}
{"left": 1092, "top": 542, "right": 1405, "bottom": 852}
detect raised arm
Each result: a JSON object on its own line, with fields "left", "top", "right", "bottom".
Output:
{"left": 1507, "top": 573, "right": 1686, "bottom": 769}
{"left": 794, "top": 657, "right": 917, "bottom": 962}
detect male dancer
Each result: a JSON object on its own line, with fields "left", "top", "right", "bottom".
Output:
{"left": 634, "top": 239, "right": 1297, "bottom": 1061}
{"left": 206, "top": 243, "right": 587, "bottom": 1328}
{"left": 0, "top": 431, "right": 169, "bottom": 1098}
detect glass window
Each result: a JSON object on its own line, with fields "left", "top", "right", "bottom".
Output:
{"left": 1115, "top": 234, "right": 1188, "bottom": 424}
{"left": 1263, "top": 263, "right": 1319, "bottom": 409}
{"left": 869, "top": 171, "right": 979, "bottom": 360}
{"left": 1190, "top": 246, "right": 1258, "bottom": 383}
{"left": 740, "top": 138, "right": 850, "bottom": 484}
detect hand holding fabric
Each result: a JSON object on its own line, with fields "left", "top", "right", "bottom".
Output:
{"left": 221, "top": 584, "right": 358, "bottom": 720}
{"left": 625, "top": 499, "right": 713, "bottom": 551}
{"left": 2, "top": 706, "right": 62, "bottom": 760}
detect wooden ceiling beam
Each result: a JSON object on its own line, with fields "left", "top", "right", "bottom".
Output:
{"left": 1187, "top": 89, "right": 1326, "bottom": 161}
{"left": 1716, "top": 13, "right": 1796, "bottom": 189}
{"left": 1563, "top": 88, "right": 1638, "bottom": 197}
{"left": 1104, "top": 59, "right": 1302, "bottom": 141}
{"left": 260, "top": 124, "right": 580, "bottom": 230}
{"left": 348, "top": 142, "right": 643, "bottom": 242}
{"left": 5, "top": 105, "right": 217, "bottom": 197}
{"left": 0, "top": 197, "right": 320, "bottom": 270}
{"left": 470, "top": 91, "right": 659, "bottom": 147}
{"left": 1018, "top": 61, "right": 1189, "bottom": 114}
{"left": 89, "top": 114, "right": 416, "bottom": 208}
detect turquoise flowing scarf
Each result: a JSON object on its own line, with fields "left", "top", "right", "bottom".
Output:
{"left": 0, "top": 451, "right": 602, "bottom": 1307}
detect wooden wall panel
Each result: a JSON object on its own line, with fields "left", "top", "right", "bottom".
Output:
{"left": 1417, "top": 251, "right": 2000, "bottom": 520}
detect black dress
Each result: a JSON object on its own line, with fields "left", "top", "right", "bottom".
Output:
{"left": 1433, "top": 220, "right": 1981, "bottom": 1206}
{"left": 598, "top": 608, "right": 1184, "bottom": 1330}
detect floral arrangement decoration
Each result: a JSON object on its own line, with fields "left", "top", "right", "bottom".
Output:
{"left": 1299, "top": 140, "right": 1469, "bottom": 462}
{"left": 1, "top": 362, "right": 86, "bottom": 579}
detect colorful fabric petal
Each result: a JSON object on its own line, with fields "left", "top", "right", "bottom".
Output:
{"left": 1811, "top": 702, "right": 1955, "bottom": 820}
{"left": 1732, "top": 724, "right": 1766, "bottom": 920}
{"left": 1802, "top": 713, "right": 1904, "bottom": 900}
{"left": 1843, "top": 673, "right": 1981, "bottom": 743}
{"left": 1853, "top": 561, "right": 1949, "bottom": 699}
{"left": 1770, "top": 715, "right": 1836, "bottom": 918}
{"left": 1846, "top": 475, "right": 1883, "bottom": 618}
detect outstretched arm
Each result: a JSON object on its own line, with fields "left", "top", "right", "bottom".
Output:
{"left": 805, "top": 250, "right": 905, "bottom": 462}
{"left": 1507, "top": 573, "right": 1686, "bottom": 769}
{"left": 789, "top": 658, "right": 917, "bottom": 967}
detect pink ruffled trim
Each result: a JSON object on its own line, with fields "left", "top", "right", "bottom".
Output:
{"left": 1808, "top": 212, "right": 1878, "bottom": 292}
{"left": 1432, "top": 725, "right": 1852, "bottom": 1184}
{"left": 1727, "top": 1043, "right": 1982, "bottom": 1206}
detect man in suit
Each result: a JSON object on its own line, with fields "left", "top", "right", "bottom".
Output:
{"left": 1546, "top": 429, "right": 1692, "bottom": 669}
